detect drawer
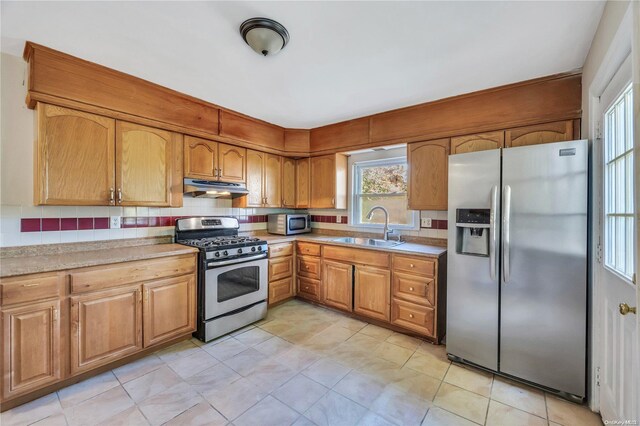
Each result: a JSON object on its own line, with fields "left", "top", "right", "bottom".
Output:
{"left": 297, "top": 255, "right": 321, "bottom": 279}
{"left": 391, "top": 298, "right": 435, "bottom": 337}
{"left": 297, "top": 277, "right": 320, "bottom": 301}
{"left": 393, "top": 272, "right": 435, "bottom": 306}
{"left": 1, "top": 272, "right": 62, "bottom": 306}
{"left": 70, "top": 254, "right": 196, "bottom": 294}
{"left": 269, "top": 256, "right": 293, "bottom": 281}
{"left": 269, "top": 243, "right": 293, "bottom": 258}
{"left": 269, "top": 277, "right": 294, "bottom": 305}
{"left": 393, "top": 255, "right": 435, "bottom": 277}
{"left": 296, "top": 242, "right": 321, "bottom": 256}
{"left": 323, "top": 245, "right": 390, "bottom": 268}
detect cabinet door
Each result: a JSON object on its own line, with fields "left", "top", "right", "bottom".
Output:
{"left": 245, "top": 150, "right": 265, "bottom": 207}
{"left": 310, "top": 155, "right": 336, "bottom": 208}
{"left": 269, "top": 277, "right": 294, "bottom": 306}
{"left": 295, "top": 158, "right": 311, "bottom": 208}
{"left": 505, "top": 120, "right": 575, "bottom": 148}
{"left": 143, "top": 275, "right": 196, "bottom": 347}
{"left": 36, "top": 103, "right": 115, "bottom": 205}
{"left": 218, "top": 143, "right": 246, "bottom": 183}
{"left": 407, "top": 139, "right": 449, "bottom": 210}
{"left": 2, "top": 300, "right": 61, "bottom": 398}
{"left": 183, "top": 136, "right": 217, "bottom": 179}
{"left": 116, "top": 121, "right": 180, "bottom": 206}
{"left": 281, "top": 157, "right": 296, "bottom": 208}
{"left": 263, "top": 154, "right": 282, "bottom": 207}
{"left": 354, "top": 266, "right": 391, "bottom": 322}
{"left": 322, "top": 260, "right": 353, "bottom": 312}
{"left": 450, "top": 131, "right": 504, "bottom": 154}
{"left": 70, "top": 285, "right": 142, "bottom": 375}
{"left": 269, "top": 256, "right": 293, "bottom": 282}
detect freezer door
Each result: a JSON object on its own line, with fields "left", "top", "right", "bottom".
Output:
{"left": 447, "top": 149, "right": 501, "bottom": 370}
{"left": 500, "top": 140, "right": 588, "bottom": 397}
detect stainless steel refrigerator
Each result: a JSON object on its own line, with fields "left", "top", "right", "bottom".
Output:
{"left": 447, "top": 139, "right": 588, "bottom": 401}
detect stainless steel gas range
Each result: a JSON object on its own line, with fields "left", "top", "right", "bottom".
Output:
{"left": 175, "top": 217, "right": 268, "bottom": 342}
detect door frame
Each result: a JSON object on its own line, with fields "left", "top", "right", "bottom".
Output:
{"left": 587, "top": 3, "right": 636, "bottom": 412}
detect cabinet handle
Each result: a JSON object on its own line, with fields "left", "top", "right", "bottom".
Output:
{"left": 145, "top": 289, "right": 149, "bottom": 301}
{"left": 409, "top": 264, "right": 415, "bottom": 268}
{"left": 22, "top": 283, "right": 39, "bottom": 287}
{"left": 305, "top": 266, "right": 309, "bottom": 269}
{"left": 331, "top": 198, "right": 335, "bottom": 206}
{"left": 109, "top": 188, "right": 115, "bottom": 205}
{"left": 138, "top": 290, "right": 142, "bottom": 303}
{"left": 117, "top": 188, "right": 123, "bottom": 204}
{"left": 409, "top": 313, "right": 414, "bottom": 319}
{"left": 52, "top": 308, "right": 58, "bottom": 322}
{"left": 409, "top": 287, "right": 414, "bottom": 291}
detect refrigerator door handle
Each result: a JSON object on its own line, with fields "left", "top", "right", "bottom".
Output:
{"left": 490, "top": 185, "right": 498, "bottom": 280}
{"left": 502, "top": 185, "right": 512, "bottom": 283}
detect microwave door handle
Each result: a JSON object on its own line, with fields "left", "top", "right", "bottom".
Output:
{"left": 489, "top": 185, "right": 498, "bottom": 280}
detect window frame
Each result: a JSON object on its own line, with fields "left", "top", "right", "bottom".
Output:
{"left": 602, "top": 81, "right": 635, "bottom": 284}
{"left": 350, "top": 156, "right": 418, "bottom": 230}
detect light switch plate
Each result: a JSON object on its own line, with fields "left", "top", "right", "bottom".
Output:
{"left": 110, "top": 216, "right": 121, "bottom": 229}
{"left": 421, "top": 218, "right": 432, "bottom": 228}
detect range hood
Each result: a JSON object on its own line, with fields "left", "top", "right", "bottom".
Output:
{"left": 183, "top": 178, "right": 249, "bottom": 199}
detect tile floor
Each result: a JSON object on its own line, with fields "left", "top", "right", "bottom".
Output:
{"left": 1, "top": 299, "right": 603, "bottom": 426}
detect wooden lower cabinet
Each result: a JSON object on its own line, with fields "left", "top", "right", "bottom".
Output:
{"left": 269, "top": 277, "right": 294, "bottom": 305}
{"left": 70, "top": 285, "right": 143, "bottom": 375}
{"left": 143, "top": 275, "right": 196, "bottom": 347}
{"left": 354, "top": 266, "right": 390, "bottom": 321}
{"left": 269, "top": 256, "right": 293, "bottom": 282}
{"left": 2, "top": 300, "right": 61, "bottom": 399}
{"left": 322, "top": 260, "right": 353, "bottom": 312}
{"left": 391, "top": 298, "right": 435, "bottom": 337}
{"left": 297, "top": 277, "right": 321, "bottom": 301}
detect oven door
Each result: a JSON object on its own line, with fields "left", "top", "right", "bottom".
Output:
{"left": 287, "top": 216, "right": 310, "bottom": 234}
{"left": 204, "top": 257, "right": 268, "bottom": 320}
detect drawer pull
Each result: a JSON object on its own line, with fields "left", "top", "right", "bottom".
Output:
{"left": 305, "top": 286, "right": 309, "bottom": 290}
{"left": 409, "top": 313, "right": 415, "bottom": 318}
{"left": 22, "top": 283, "right": 40, "bottom": 287}
{"left": 410, "top": 264, "right": 415, "bottom": 268}
{"left": 409, "top": 287, "right": 414, "bottom": 291}
{"left": 305, "top": 266, "right": 310, "bottom": 269}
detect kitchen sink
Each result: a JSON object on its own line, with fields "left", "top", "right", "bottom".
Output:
{"left": 330, "top": 236, "right": 404, "bottom": 248}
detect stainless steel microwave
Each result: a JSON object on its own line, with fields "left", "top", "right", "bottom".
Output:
{"left": 267, "top": 214, "right": 311, "bottom": 235}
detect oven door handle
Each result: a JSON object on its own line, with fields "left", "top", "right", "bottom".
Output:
{"left": 207, "top": 254, "right": 267, "bottom": 268}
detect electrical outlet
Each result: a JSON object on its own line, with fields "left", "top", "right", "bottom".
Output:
{"left": 421, "top": 218, "right": 432, "bottom": 228}
{"left": 336, "top": 216, "right": 342, "bottom": 224}
{"left": 110, "top": 216, "right": 121, "bottom": 229}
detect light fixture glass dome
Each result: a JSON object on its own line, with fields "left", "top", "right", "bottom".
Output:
{"left": 240, "top": 18, "right": 289, "bottom": 56}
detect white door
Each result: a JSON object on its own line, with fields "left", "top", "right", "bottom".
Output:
{"left": 597, "top": 55, "right": 638, "bottom": 422}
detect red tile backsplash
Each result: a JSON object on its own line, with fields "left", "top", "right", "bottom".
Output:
{"left": 61, "top": 218, "right": 78, "bottom": 231}
{"left": 78, "top": 218, "right": 94, "bottom": 230}
{"left": 94, "top": 217, "right": 109, "bottom": 229}
{"left": 21, "top": 218, "right": 41, "bottom": 232}
{"left": 41, "top": 218, "right": 60, "bottom": 231}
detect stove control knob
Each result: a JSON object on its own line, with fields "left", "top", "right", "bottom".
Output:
{"left": 257, "top": 246, "right": 263, "bottom": 251}
{"left": 251, "top": 247, "right": 256, "bottom": 252}
{"left": 223, "top": 251, "right": 228, "bottom": 256}
{"left": 215, "top": 252, "right": 220, "bottom": 258}
{"left": 237, "top": 249, "right": 243, "bottom": 254}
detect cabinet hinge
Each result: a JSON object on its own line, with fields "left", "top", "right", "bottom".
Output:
{"left": 596, "top": 241, "right": 603, "bottom": 264}
{"left": 596, "top": 366, "right": 601, "bottom": 387}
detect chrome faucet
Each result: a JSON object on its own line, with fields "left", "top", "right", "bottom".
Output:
{"left": 365, "top": 205, "right": 395, "bottom": 241}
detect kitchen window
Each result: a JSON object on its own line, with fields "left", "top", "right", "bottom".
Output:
{"left": 603, "top": 83, "right": 635, "bottom": 282}
{"left": 352, "top": 157, "right": 416, "bottom": 228}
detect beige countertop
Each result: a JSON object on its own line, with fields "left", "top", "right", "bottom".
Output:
{"left": 0, "top": 243, "right": 198, "bottom": 278}
{"left": 246, "top": 233, "right": 447, "bottom": 258}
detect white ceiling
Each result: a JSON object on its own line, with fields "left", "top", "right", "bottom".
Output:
{"left": 1, "top": 1, "right": 604, "bottom": 128}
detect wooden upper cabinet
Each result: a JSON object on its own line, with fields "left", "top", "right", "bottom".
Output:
{"left": 244, "top": 150, "right": 265, "bottom": 207}
{"left": 70, "top": 285, "right": 142, "bottom": 375}
{"left": 218, "top": 143, "right": 246, "bottom": 183}
{"left": 505, "top": 120, "right": 575, "bottom": 148}
{"left": 2, "top": 300, "right": 61, "bottom": 399}
{"left": 310, "top": 154, "right": 348, "bottom": 209}
{"left": 310, "top": 118, "right": 369, "bottom": 153}
{"left": 116, "top": 121, "right": 182, "bottom": 206}
{"left": 143, "top": 275, "right": 196, "bottom": 347}
{"left": 295, "top": 158, "right": 311, "bottom": 208}
{"left": 281, "top": 157, "right": 296, "bottom": 208}
{"left": 354, "top": 266, "right": 390, "bottom": 322}
{"left": 284, "top": 130, "right": 311, "bottom": 154}
{"left": 35, "top": 103, "right": 115, "bottom": 206}
{"left": 322, "top": 260, "right": 353, "bottom": 312}
{"left": 219, "top": 110, "right": 285, "bottom": 151}
{"left": 451, "top": 131, "right": 504, "bottom": 155}
{"left": 263, "top": 154, "right": 282, "bottom": 207}
{"left": 184, "top": 136, "right": 217, "bottom": 179}
{"left": 407, "top": 139, "right": 449, "bottom": 211}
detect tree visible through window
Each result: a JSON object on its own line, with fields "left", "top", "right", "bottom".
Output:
{"left": 353, "top": 158, "right": 415, "bottom": 227}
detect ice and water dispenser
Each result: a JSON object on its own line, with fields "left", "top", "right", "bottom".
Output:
{"left": 455, "top": 209, "right": 490, "bottom": 257}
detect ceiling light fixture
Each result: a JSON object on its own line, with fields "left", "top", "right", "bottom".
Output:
{"left": 239, "top": 17, "right": 289, "bottom": 57}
